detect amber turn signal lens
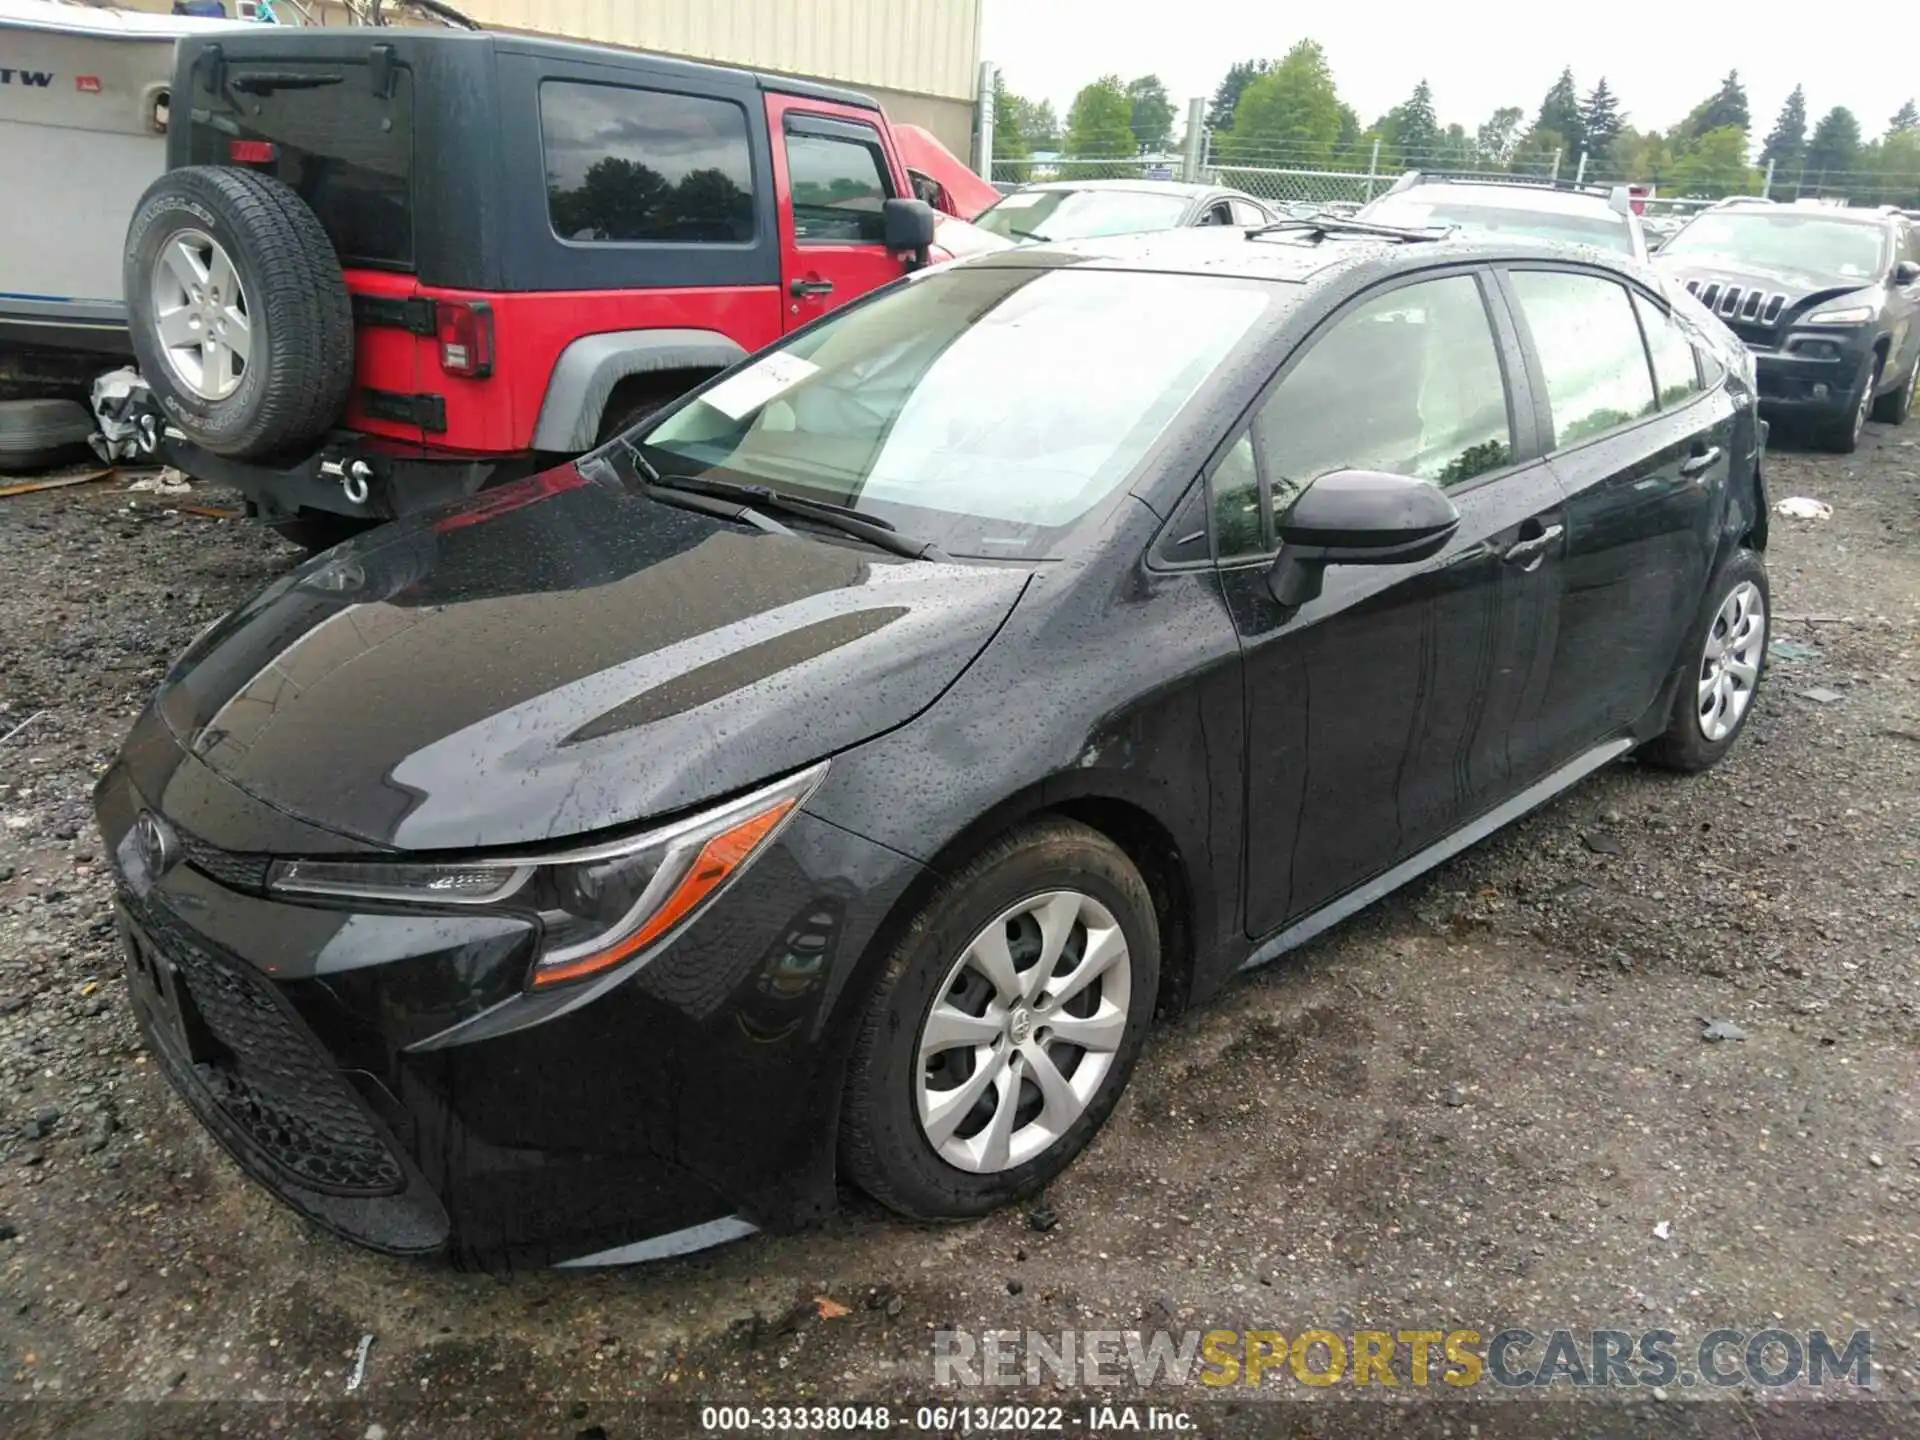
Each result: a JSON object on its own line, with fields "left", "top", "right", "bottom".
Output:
{"left": 529, "top": 798, "right": 797, "bottom": 987}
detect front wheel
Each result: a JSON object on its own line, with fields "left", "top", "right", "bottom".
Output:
{"left": 1817, "top": 354, "right": 1880, "bottom": 453}
{"left": 839, "top": 819, "right": 1159, "bottom": 1220}
{"left": 1642, "top": 549, "right": 1769, "bottom": 773}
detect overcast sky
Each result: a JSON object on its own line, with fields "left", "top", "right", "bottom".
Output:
{"left": 981, "top": 0, "right": 1915, "bottom": 145}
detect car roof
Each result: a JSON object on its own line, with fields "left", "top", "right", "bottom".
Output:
{"left": 1709, "top": 201, "right": 1893, "bottom": 227}
{"left": 1008, "top": 179, "right": 1219, "bottom": 199}
{"left": 952, "top": 224, "right": 1645, "bottom": 286}
{"left": 1375, "top": 181, "right": 1629, "bottom": 220}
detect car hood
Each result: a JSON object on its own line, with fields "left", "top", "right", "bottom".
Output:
{"left": 154, "top": 464, "right": 1030, "bottom": 851}
{"left": 1654, "top": 256, "right": 1879, "bottom": 313}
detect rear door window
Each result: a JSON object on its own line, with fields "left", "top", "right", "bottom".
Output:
{"left": 1230, "top": 198, "right": 1269, "bottom": 226}
{"left": 1511, "top": 270, "right": 1658, "bottom": 446}
{"left": 1631, "top": 292, "right": 1704, "bottom": 408}
{"left": 784, "top": 119, "right": 894, "bottom": 244}
{"left": 189, "top": 60, "right": 413, "bottom": 269}
{"left": 541, "top": 82, "right": 756, "bottom": 244}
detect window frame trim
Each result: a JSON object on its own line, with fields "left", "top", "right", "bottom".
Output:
{"left": 537, "top": 77, "right": 761, "bottom": 252}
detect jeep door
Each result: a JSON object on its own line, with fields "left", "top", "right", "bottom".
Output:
{"left": 1217, "top": 267, "right": 1567, "bottom": 935}
{"left": 765, "top": 93, "right": 915, "bottom": 330}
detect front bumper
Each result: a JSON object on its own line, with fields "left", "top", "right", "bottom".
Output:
{"left": 1751, "top": 342, "right": 1875, "bottom": 416}
{"left": 95, "top": 720, "right": 922, "bottom": 1267}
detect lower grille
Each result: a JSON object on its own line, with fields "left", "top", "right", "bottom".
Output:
{"left": 132, "top": 904, "right": 404, "bottom": 1196}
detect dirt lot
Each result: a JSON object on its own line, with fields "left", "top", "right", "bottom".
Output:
{"left": 0, "top": 426, "right": 1916, "bottom": 1439}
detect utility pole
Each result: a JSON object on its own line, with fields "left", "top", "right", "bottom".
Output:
{"left": 1549, "top": 147, "right": 1562, "bottom": 182}
{"left": 1574, "top": 150, "right": 1588, "bottom": 185}
{"left": 1366, "top": 137, "right": 1381, "bottom": 199}
{"left": 1183, "top": 97, "right": 1206, "bottom": 182}
{"left": 1761, "top": 157, "right": 1775, "bottom": 198}
{"left": 974, "top": 60, "right": 996, "bottom": 180}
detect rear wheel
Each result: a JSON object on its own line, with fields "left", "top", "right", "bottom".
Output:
{"left": 1870, "top": 355, "right": 1918, "bottom": 426}
{"left": 840, "top": 820, "right": 1159, "bottom": 1220}
{"left": 125, "top": 166, "right": 353, "bottom": 461}
{"left": 1642, "top": 549, "right": 1769, "bottom": 773}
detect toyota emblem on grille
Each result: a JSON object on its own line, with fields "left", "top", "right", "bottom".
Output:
{"left": 133, "top": 811, "right": 181, "bottom": 879}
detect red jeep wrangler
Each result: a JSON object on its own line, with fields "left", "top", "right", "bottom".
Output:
{"left": 124, "top": 26, "right": 945, "bottom": 548}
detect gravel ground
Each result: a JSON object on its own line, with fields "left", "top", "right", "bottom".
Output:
{"left": 0, "top": 428, "right": 1916, "bottom": 1439}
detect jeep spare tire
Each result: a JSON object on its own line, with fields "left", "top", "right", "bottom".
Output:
{"left": 125, "top": 166, "right": 353, "bottom": 461}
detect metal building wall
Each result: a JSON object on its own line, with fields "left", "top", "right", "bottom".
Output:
{"left": 463, "top": 0, "right": 980, "bottom": 101}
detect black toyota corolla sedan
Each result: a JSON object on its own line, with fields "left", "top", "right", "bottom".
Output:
{"left": 97, "top": 222, "right": 1772, "bottom": 1268}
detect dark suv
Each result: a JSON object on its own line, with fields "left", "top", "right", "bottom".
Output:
{"left": 1654, "top": 200, "right": 1920, "bottom": 451}
{"left": 123, "top": 27, "right": 942, "bottom": 546}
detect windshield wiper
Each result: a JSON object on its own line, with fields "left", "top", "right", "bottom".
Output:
{"left": 617, "top": 441, "right": 949, "bottom": 561}
{"left": 1247, "top": 215, "right": 1453, "bottom": 243}
{"left": 998, "top": 225, "right": 1053, "bottom": 243}
{"left": 605, "top": 439, "right": 792, "bottom": 537}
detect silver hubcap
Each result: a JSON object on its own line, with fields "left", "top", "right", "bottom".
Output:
{"left": 1697, "top": 580, "right": 1766, "bottom": 742}
{"left": 914, "top": 890, "right": 1131, "bottom": 1174}
{"left": 1853, "top": 363, "right": 1877, "bottom": 438}
{"left": 151, "top": 229, "right": 251, "bottom": 401}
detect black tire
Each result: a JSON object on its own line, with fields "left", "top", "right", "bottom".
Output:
{"left": 840, "top": 818, "right": 1159, "bottom": 1221}
{"left": 125, "top": 166, "right": 353, "bottom": 462}
{"left": 1815, "top": 353, "right": 1880, "bottom": 453}
{"left": 1642, "top": 549, "right": 1770, "bottom": 773}
{"left": 1870, "top": 355, "right": 1917, "bottom": 426}
{"left": 268, "top": 512, "right": 373, "bottom": 556}
{"left": 0, "top": 398, "right": 94, "bottom": 472}
{"left": 593, "top": 376, "right": 705, "bottom": 446}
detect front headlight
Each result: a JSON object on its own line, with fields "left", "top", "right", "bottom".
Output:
{"left": 1803, "top": 305, "right": 1875, "bottom": 326}
{"left": 268, "top": 762, "right": 827, "bottom": 987}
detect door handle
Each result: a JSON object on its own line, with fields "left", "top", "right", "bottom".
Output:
{"left": 1679, "top": 445, "right": 1722, "bottom": 478}
{"left": 790, "top": 277, "right": 835, "bottom": 298}
{"left": 1502, "top": 523, "right": 1564, "bottom": 567}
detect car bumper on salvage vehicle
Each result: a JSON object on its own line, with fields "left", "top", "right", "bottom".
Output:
{"left": 156, "top": 431, "right": 550, "bottom": 526}
{"left": 94, "top": 713, "right": 924, "bottom": 1268}
{"left": 1751, "top": 344, "right": 1875, "bottom": 416}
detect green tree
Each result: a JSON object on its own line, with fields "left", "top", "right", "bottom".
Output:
{"left": 1523, "top": 67, "right": 1584, "bottom": 164}
{"left": 1580, "top": 78, "right": 1625, "bottom": 170}
{"left": 1473, "top": 105, "right": 1525, "bottom": 169}
{"left": 1126, "top": 75, "right": 1177, "bottom": 154}
{"left": 1207, "top": 59, "right": 1271, "bottom": 134}
{"left": 1668, "top": 125, "right": 1756, "bottom": 197}
{"left": 1065, "top": 75, "right": 1138, "bottom": 169}
{"left": 1376, "top": 78, "right": 1439, "bottom": 166}
{"left": 1874, "top": 128, "right": 1920, "bottom": 205}
{"left": 1680, "top": 70, "right": 1749, "bottom": 144}
{"left": 1889, "top": 99, "right": 1919, "bottom": 135}
{"left": 1006, "top": 94, "right": 1059, "bottom": 151}
{"left": 1614, "top": 127, "right": 1674, "bottom": 187}
{"left": 1803, "top": 106, "right": 1862, "bottom": 193}
{"left": 1759, "top": 85, "right": 1808, "bottom": 189}
{"left": 991, "top": 79, "right": 1033, "bottom": 181}
{"left": 1223, "top": 39, "right": 1346, "bottom": 165}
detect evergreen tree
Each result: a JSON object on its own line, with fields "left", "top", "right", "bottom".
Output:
{"left": 1889, "top": 99, "right": 1919, "bottom": 134}
{"left": 1803, "top": 106, "right": 1862, "bottom": 191}
{"left": 1379, "top": 78, "right": 1440, "bottom": 164}
{"left": 1207, "top": 60, "right": 1271, "bottom": 134}
{"left": 1531, "top": 67, "right": 1585, "bottom": 160}
{"left": 1126, "top": 76, "right": 1177, "bottom": 154}
{"left": 1760, "top": 85, "right": 1808, "bottom": 179}
{"left": 1580, "top": 78, "right": 1625, "bottom": 169}
{"left": 1681, "top": 70, "right": 1750, "bottom": 142}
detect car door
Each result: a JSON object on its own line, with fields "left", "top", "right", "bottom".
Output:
{"left": 1501, "top": 266, "right": 1729, "bottom": 755}
{"left": 1215, "top": 268, "right": 1566, "bottom": 936}
{"left": 765, "top": 95, "right": 915, "bottom": 331}
{"left": 1893, "top": 222, "right": 1920, "bottom": 381}
{"left": 1229, "top": 198, "right": 1273, "bottom": 227}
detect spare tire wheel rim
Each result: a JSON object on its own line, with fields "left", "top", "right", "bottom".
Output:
{"left": 915, "top": 890, "right": 1131, "bottom": 1174}
{"left": 151, "top": 229, "right": 252, "bottom": 402}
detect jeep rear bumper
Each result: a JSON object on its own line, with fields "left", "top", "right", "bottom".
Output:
{"left": 158, "top": 431, "right": 548, "bottom": 523}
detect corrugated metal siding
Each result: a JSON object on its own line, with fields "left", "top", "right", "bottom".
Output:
{"left": 464, "top": 0, "right": 980, "bottom": 102}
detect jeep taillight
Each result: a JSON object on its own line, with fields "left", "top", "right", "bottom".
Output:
{"left": 436, "top": 300, "right": 494, "bottom": 379}
{"left": 229, "top": 139, "right": 276, "bottom": 164}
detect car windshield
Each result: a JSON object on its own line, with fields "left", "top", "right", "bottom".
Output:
{"left": 1362, "top": 196, "right": 1633, "bottom": 254}
{"left": 1660, "top": 212, "right": 1887, "bottom": 281}
{"left": 974, "top": 189, "right": 1192, "bottom": 241}
{"left": 637, "top": 266, "right": 1279, "bottom": 559}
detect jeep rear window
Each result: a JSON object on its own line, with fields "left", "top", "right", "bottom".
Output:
{"left": 188, "top": 60, "right": 414, "bottom": 269}
{"left": 541, "top": 82, "right": 756, "bottom": 245}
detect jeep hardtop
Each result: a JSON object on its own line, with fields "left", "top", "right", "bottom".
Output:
{"left": 125, "top": 26, "right": 942, "bottom": 546}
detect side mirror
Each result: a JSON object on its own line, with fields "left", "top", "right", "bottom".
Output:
{"left": 1894, "top": 260, "right": 1920, "bottom": 287}
{"left": 884, "top": 197, "right": 938, "bottom": 269}
{"left": 1267, "top": 468, "right": 1461, "bottom": 608}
